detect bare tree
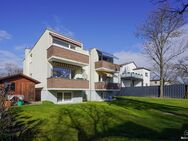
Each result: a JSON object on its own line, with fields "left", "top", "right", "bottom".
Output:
{"left": 137, "top": 4, "right": 186, "bottom": 97}
{"left": 155, "top": 0, "right": 188, "bottom": 15}
{"left": 1, "top": 63, "right": 22, "bottom": 77}
{"left": 172, "top": 57, "right": 188, "bottom": 84}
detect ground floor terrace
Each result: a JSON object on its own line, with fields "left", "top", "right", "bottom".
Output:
{"left": 40, "top": 89, "right": 120, "bottom": 104}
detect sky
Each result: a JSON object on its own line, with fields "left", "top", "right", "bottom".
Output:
{"left": 0, "top": 0, "right": 160, "bottom": 71}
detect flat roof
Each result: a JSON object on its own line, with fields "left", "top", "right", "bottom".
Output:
{"left": 120, "top": 61, "right": 137, "bottom": 67}
{"left": 133, "top": 67, "right": 150, "bottom": 71}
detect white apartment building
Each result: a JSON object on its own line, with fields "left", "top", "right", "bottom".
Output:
{"left": 120, "top": 62, "right": 150, "bottom": 87}
{"left": 23, "top": 29, "right": 121, "bottom": 104}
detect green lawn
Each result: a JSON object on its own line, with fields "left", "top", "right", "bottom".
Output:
{"left": 16, "top": 97, "right": 188, "bottom": 141}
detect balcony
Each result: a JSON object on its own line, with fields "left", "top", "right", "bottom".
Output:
{"left": 95, "top": 82, "right": 121, "bottom": 90}
{"left": 121, "top": 72, "right": 143, "bottom": 80}
{"left": 47, "top": 45, "right": 89, "bottom": 66}
{"left": 47, "top": 78, "right": 89, "bottom": 89}
{"left": 95, "top": 61, "right": 120, "bottom": 72}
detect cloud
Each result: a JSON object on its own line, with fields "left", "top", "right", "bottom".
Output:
{"left": 14, "top": 44, "right": 28, "bottom": 51}
{"left": 113, "top": 50, "right": 152, "bottom": 68}
{"left": 0, "top": 30, "right": 11, "bottom": 41}
{"left": 0, "top": 50, "right": 22, "bottom": 73}
{"left": 44, "top": 16, "right": 74, "bottom": 37}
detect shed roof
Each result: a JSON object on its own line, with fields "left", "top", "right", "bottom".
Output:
{"left": 0, "top": 74, "right": 40, "bottom": 84}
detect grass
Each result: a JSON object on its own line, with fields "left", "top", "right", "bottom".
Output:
{"left": 15, "top": 96, "right": 188, "bottom": 141}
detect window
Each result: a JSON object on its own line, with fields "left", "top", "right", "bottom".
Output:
{"left": 64, "top": 92, "right": 72, "bottom": 101}
{"left": 4, "top": 82, "right": 15, "bottom": 93}
{"left": 57, "top": 92, "right": 72, "bottom": 102}
{"left": 155, "top": 81, "right": 157, "bottom": 84}
{"left": 53, "top": 38, "right": 69, "bottom": 48}
{"left": 146, "top": 83, "right": 148, "bottom": 86}
{"left": 10, "top": 83, "right": 15, "bottom": 91}
{"left": 57, "top": 92, "right": 63, "bottom": 102}
{"left": 70, "top": 44, "right": 76, "bottom": 50}
{"left": 53, "top": 67, "right": 71, "bottom": 78}
{"left": 145, "top": 72, "right": 148, "bottom": 77}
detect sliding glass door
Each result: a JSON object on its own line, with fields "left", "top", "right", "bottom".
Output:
{"left": 57, "top": 92, "right": 72, "bottom": 103}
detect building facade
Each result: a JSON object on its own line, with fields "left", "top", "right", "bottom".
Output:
{"left": 120, "top": 62, "right": 150, "bottom": 87}
{"left": 23, "top": 29, "right": 121, "bottom": 104}
{"left": 23, "top": 29, "right": 120, "bottom": 103}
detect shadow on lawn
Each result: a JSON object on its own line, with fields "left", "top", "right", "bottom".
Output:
{"left": 52, "top": 98, "right": 188, "bottom": 141}
{"left": 94, "top": 121, "right": 188, "bottom": 141}
{"left": 55, "top": 103, "right": 115, "bottom": 141}
{"left": 53, "top": 101, "right": 188, "bottom": 141}
{"left": 0, "top": 107, "right": 45, "bottom": 141}
{"left": 10, "top": 97, "right": 188, "bottom": 141}
{"left": 110, "top": 97, "right": 188, "bottom": 117}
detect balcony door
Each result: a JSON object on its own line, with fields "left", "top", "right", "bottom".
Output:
{"left": 57, "top": 92, "right": 63, "bottom": 102}
{"left": 57, "top": 92, "right": 72, "bottom": 103}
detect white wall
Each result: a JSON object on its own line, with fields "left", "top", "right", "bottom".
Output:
{"left": 23, "top": 29, "right": 51, "bottom": 89}
{"left": 120, "top": 63, "right": 150, "bottom": 87}
{"left": 134, "top": 69, "right": 150, "bottom": 86}
{"left": 42, "top": 90, "right": 83, "bottom": 104}
{"left": 90, "top": 48, "right": 99, "bottom": 89}
{"left": 120, "top": 63, "right": 137, "bottom": 75}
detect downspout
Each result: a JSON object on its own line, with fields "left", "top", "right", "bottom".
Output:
{"left": 89, "top": 50, "right": 92, "bottom": 101}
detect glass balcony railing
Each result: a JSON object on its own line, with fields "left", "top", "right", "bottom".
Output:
{"left": 121, "top": 72, "right": 143, "bottom": 79}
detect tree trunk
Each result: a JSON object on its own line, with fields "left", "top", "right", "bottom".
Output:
{"left": 160, "top": 62, "right": 164, "bottom": 98}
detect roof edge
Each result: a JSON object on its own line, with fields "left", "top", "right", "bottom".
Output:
{"left": 0, "top": 73, "right": 40, "bottom": 84}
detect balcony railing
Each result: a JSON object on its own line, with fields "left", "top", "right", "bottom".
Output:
{"left": 95, "top": 60, "right": 120, "bottom": 72}
{"left": 47, "top": 77, "right": 89, "bottom": 89}
{"left": 95, "top": 82, "right": 121, "bottom": 90}
{"left": 47, "top": 45, "right": 89, "bottom": 66}
{"left": 121, "top": 72, "right": 143, "bottom": 80}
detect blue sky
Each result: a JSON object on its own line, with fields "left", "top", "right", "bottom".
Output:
{"left": 0, "top": 0, "right": 155, "bottom": 69}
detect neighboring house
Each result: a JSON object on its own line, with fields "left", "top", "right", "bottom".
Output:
{"left": 0, "top": 74, "right": 40, "bottom": 102}
{"left": 120, "top": 62, "right": 150, "bottom": 87}
{"left": 23, "top": 29, "right": 120, "bottom": 104}
{"left": 150, "top": 79, "right": 172, "bottom": 86}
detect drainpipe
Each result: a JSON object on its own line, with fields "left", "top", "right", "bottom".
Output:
{"left": 89, "top": 50, "right": 92, "bottom": 101}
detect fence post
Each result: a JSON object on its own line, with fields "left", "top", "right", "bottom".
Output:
{"left": 186, "top": 85, "right": 188, "bottom": 99}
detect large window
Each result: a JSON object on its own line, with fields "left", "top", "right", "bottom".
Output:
{"left": 53, "top": 38, "right": 69, "bottom": 48}
{"left": 56, "top": 92, "right": 72, "bottom": 103}
{"left": 53, "top": 38, "right": 78, "bottom": 50}
{"left": 98, "top": 54, "right": 113, "bottom": 63}
{"left": 53, "top": 67, "right": 71, "bottom": 78}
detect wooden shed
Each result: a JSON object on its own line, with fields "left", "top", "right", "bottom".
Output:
{"left": 0, "top": 74, "right": 40, "bottom": 102}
